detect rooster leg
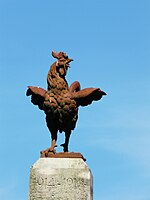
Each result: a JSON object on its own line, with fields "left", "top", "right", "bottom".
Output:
{"left": 49, "top": 132, "right": 58, "bottom": 153}
{"left": 61, "top": 131, "right": 71, "bottom": 152}
{"left": 41, "top": 130, "right": 58, "bottom": 156}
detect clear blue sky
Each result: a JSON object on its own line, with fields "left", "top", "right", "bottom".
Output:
{"left": 0, "top": 0, "right": 150, "bottom": 199}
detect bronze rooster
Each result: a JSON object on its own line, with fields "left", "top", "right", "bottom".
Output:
{"left": 26, "top": 51, "right": 106, "bottom": 155}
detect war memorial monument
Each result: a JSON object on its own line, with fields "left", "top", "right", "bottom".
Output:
{"left": 26, "top": 51, "right": 106, "bottom": 200}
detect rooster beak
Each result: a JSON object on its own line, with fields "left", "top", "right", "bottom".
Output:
{"left": 65, "top": 58, "right": 73, "bottom": 68}
{"left": 67, "top": 58, "right": 73, "bottom": 64}
{"left": 67, "top": 58, "right": 74, "bottom": 63}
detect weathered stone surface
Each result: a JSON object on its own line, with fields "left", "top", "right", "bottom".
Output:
{"left": 28, "top": 158, "right": 93, "bottom": 200}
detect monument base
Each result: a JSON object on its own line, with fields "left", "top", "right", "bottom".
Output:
{"left": 28, "top": 156, "right": 93, "bottom": 200}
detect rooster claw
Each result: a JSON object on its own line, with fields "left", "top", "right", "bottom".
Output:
{"left": 40, "top": 146, "right": 57, "bottom": 157}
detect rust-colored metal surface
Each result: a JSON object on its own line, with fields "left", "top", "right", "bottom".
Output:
{"left": 40, "top": 152, "right": 86, "bottom": 161}
{"left": 26, "top": 51, "right": 106, "bottom": 156}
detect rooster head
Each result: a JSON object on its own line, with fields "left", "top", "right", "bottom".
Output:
{"left": 52, "top": 51, "right": 73, "bottom": 77}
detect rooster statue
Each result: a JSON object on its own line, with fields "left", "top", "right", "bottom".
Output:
{"left": 26, "top": 51, "right": 106, "bottom": 156}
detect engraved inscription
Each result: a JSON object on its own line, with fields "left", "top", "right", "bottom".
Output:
{"left": 29, "top": 171, "right": 90, "bottom": 200}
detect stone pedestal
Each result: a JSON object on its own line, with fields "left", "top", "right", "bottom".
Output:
{"left": 28, "top": 156, "right": 93, "bottom": 200}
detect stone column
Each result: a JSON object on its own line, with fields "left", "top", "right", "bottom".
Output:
{"left": 28, "top": 156, "right": 93, "bottom": 200}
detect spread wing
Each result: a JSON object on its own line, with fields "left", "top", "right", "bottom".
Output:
{"left": 72, "top": 88, "right": 106, "bottom": 106}
{"left": 26, "top": 86, "right": 46, "bottom": 110}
